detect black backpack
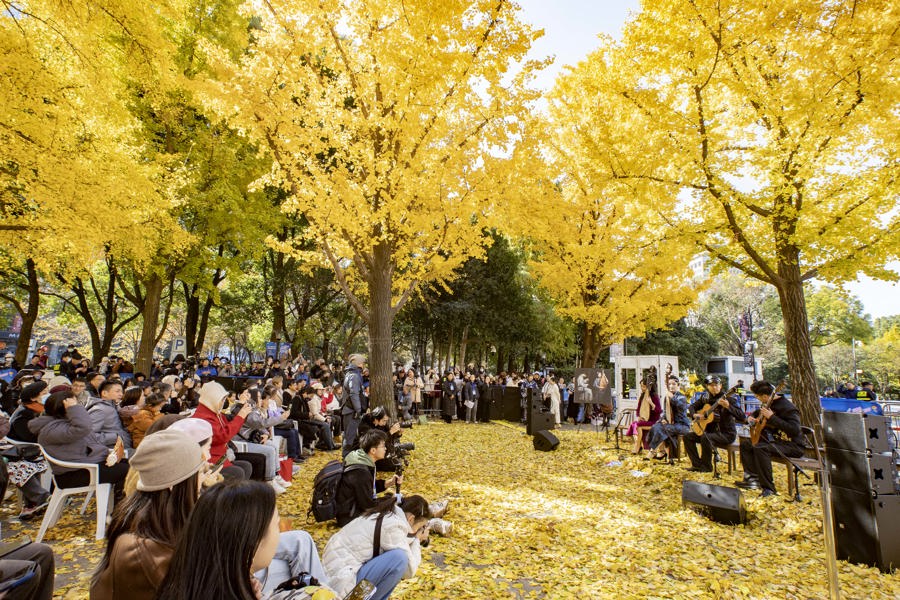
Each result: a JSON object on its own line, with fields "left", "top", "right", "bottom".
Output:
{"left": 307, "top": 459, "right": 366, "bottom": 523}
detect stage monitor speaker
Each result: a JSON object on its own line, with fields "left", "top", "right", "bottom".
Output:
{"left": 823, "top": 412, "right": 892, "bottom": 454}
{"left": 826, "top": 447, "right": 897, "bottom": 495}
{"left": 831, "top": 487, "right": 900, "bottom": 573}
{"left": 527, "top": 411, "right": 555, "bottom": 435}
{"left": 533, "top": 430, "right": 559, "bottom": 452}
{"left": 682, "top": 481, "right": 747, "bottom": 525}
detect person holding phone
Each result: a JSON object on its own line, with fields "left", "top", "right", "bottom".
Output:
{"left": 193, "top": 382, "right": 256, "bottom": 481}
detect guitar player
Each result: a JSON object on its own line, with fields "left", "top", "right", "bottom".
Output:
{"left": 683, "top": 375, "right": 745, "bottom": 473}
{"left": 735, "top": 380, "right": 805, "bottom": 497}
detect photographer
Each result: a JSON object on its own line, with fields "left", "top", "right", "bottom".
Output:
{"left": 335, "top": 430, "right": 402, "bottom": 527}
{"left": 355, "top": 407, "right": 405, "bottom": 472}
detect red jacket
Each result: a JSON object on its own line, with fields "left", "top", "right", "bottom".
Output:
{"left": 193, "top": 404, "right": 244, "bottom": 466}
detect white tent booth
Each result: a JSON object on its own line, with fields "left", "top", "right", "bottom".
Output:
{"left": 612, "top": 355, "right": 680, "bottom": 412}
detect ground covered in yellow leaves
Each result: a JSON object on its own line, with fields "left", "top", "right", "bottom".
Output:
{"left": 8, "top": 420, "right": 900, "bottom": 598}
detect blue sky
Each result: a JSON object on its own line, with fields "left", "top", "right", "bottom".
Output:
{"left": 514, "top": 0, "right": 898, "bottom": 319}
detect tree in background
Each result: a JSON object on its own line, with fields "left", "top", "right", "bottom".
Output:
{"left": 557, "top": 0, "right": 900, "bottom": 425}
{"left": 203, "top": 0, "right": 544, "bottom": 410}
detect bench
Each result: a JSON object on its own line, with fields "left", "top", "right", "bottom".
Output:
{"left": 726, "top": 426, "right": 823, "bottom": 499}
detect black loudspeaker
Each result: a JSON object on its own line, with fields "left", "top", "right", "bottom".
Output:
{"left": 527, "top": 412, "right": 555, "bottom": 435}
{"left": 533, "top": 430, "right": 559, "bottom": 452}
{"left": 823, "top": 412, "right": 892, "bottom": 453}
{"left": 502, "top": 387, "right": 522, "bottom": 422}
{"left": 831, "top": 487, "right": 900, "bottom": 572}
{"left": 682, "top": 480, "right": 747, "bottom": 525}
{"left": 826, "top": 448, "right": 897, "bottom": 495}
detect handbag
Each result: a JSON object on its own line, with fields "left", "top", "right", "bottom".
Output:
{"left": 0, "top": 444, "right": 42, "bottom": 462}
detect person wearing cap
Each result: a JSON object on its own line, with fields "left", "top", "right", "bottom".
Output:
{"left": 340, "top": 354, "right": 366, "bottom": 457}
{"left": 6, "top": 380, "right": 53, "bottom": 520}
{"left": 8, "top": 381, "right": 50, "bottom": 444}
{"left": 682, "top": 375, "right": 745, "bottom": 473}
{"left": 91, "top": 430, "right": 207, "bottom": 600}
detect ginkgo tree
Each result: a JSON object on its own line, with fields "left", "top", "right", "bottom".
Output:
{"left": 202, "top": 0, "right": 544, "bottom": 407}
{"left": 556, "top": 0, "right": 900, "bottom": 425}
{"left": 508, "top": 139, "right": 700, "bottom": 369}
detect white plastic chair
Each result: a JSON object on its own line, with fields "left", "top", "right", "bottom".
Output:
{"left": 35, "top": 448, "right": 114, "bottom": 542}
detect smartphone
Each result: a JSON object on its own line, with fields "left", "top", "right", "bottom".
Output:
{"left": 0, "top": 561, "right": 37, "bottom": 592}
{"left": 343, "top": 580, "right": 376, "bottom": 600}
{"left": 229, "top": 402, "right": 245, "bottom": 416}
{"left": 212, "top": 454, "right": 227, "bottom": 468}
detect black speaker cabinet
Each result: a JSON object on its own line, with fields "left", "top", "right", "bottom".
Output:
{"left": 831, "top": 487, "right": 900, "bottom": 573}
{"left": 533, "top": 430, "right": 559, "bottom": 452}
{"left": 826, "top": 447, "right": 897, "bottom": 495}
{"left": 502, "top": 387, "right": 522, "bottom": 422}
{"left": 527, "top": 411, "right": 555, "bottom": 435}
{"left": 682, "top": 481, "right": 747, "bottom": 525}
{"left": 823, "top": 412, "right": 892, "bottom": 454}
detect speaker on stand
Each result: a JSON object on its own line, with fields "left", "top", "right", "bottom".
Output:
{"left": 823, "top": 412, "right": 899, "bottom": 573}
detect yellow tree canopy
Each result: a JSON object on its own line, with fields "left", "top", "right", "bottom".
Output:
{"left": 0, "top": 0, "right": 191, "bottom": 273}
{"left": 200, "top": 0, "right": 545, "bottom": 320}
{"left": 551, "top": 0, "right": 900, "bottom": 423}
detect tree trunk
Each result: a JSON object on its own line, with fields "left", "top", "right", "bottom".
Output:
{"left": 367, "top": 243, "right": 395, "bottom": 418}
{"left": 270, "top": 251, "right": 287, "bottom": 343}
{"left": 183, "top": 283, "right": 200, "bottom": 356}
{"left": 581, "top": 323, "right": 603, "bottom": 368}
{"left": 458, "top": 324, "right": 469, "bottom": 371}
{"left": 496, "top": 347, "right": 504, "bottom": 374}
{"left": 775, "top": 263, "right": 820, "bottom": 428}
{"left": 135, "top": 274, "right": 163, "bottom": 374}
{"left": 195, "top": 295, "right": 215, "bottom": 356}
{"left": 14, "top": 259, "right": 40, "bottom": 366}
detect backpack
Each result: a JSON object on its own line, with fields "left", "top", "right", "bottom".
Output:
{"left": 307, "top": 459, "right": 367, "bottom": 523}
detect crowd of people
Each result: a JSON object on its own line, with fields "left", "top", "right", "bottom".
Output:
{"left": 0, "top": 342, "right": 871, "bottom": 598}
{"left": 0, "top": 348, "right": 457, "bottom": 600}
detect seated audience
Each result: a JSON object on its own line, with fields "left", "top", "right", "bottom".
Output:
{"left": 155, "top": 480, "right": 329, "bottom": 600}
{"left": 29, "top": 389, "right": 129, "bottom": 496}
{"left": 91, "top": 430, "right": 205, "bottom": 600}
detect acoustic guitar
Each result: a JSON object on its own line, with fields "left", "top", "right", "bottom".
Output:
{"left": 749, "top": 380, "right": 787, "bottom": 445}
{"left": 690, "top": 385, "right": 739, "bottom": 437}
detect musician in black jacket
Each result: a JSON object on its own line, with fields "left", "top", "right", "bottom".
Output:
{"left": 683, "top": 375, "right": 745, "bottom": 472}
{"left": 736, "top": 380, "right": 805, "bottom": 497}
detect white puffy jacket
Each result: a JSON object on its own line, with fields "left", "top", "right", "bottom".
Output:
{"left": 321, "top": 506, "right": 422, "bottom": 597}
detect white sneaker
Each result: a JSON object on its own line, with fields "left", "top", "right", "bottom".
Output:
{"left": 428, "top": 518, "right": 452, "bottom": 536}
{"left": 269, "top": 479, "right": 286, "bottom": 494}
{"left": 275, "top": 475, "right": 292, "bottom": 488}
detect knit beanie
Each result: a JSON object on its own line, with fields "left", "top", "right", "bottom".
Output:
{"left": 130, "top": 431, "right": 205, "bottom": 492}
{"left": 46, "top": 375, "right": 71, "bottom": 391}
{"left": 167, "top": 418, "right": 213, "bottom": 444}
{"left": 20, "top": 381, "right": 49, "bottom": 404}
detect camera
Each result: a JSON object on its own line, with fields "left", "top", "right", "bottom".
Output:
{"left": 399, "top": 420, "right": 415, "bottom": 429}
{"left": 395, "top": 442, "right": 415, "bottom": 453}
